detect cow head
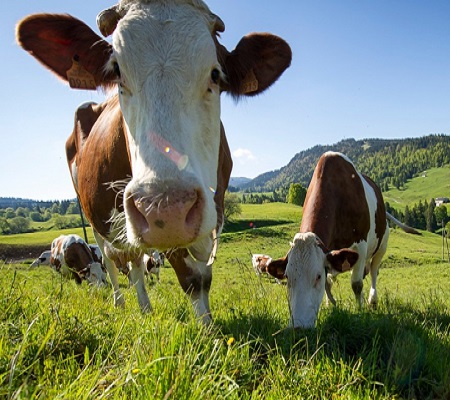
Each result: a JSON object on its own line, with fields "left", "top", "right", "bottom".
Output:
{"left": 79, "top": 262, "right": 108, "bottom": 286}
{"left": 16, "top": 1, "right": 291, "bottom": 256}
{"left": 267, "top": 232, "right": 359, "bottom": 329}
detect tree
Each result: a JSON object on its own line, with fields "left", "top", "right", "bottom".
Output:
{"left": 404, "top": 206, "right": 413, "bottom": 227}
{"left": 426, "top": 198, "right": 437, "bottom": 232}
{"left": 15, "top": 207, "right": 29, "bottom": 218}
{"left": 66, "top": 202, "right": 80, "bottom": 215}
{"left": 224, "top": 192, "right": 242, "bottom": 222}
{"left": 4, "top": 208, "right": 15, "bottom": 219}
{"left": 0, "top": 217, "right": 9, "bottom": 234}
{"left": 29, "top": 211, "right": 43, "bottom": 222}
{"left": 435, "top": 205, "right": 449, "bottom": 225}
{"left": 8, "top": 217, "right": 30, "bottom": 234}
{"left": 287, "top": 183, "right": 307, "bottom": 206}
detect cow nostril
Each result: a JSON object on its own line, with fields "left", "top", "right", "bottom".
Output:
{"left": 125, "top": 194, "right": 150, "bottom": 235}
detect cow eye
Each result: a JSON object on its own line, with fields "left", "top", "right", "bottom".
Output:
{"left": 113, "top": 62, "right": 121, "bottom": 79}
{"left": 211, "top": 68, "right": 220, "bottom": 84}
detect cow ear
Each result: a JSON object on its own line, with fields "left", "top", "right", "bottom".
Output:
{"left": 267, "top": 256, "right": 288, "bottom": 280}
{"left": 16, "top": 14, "right": 115, "bottom": 90}
{"left": 219, "top": 33, "right": 291, "bottom": 97}
{"left": 326, "top": 249, "right": 359, "bottom": 273}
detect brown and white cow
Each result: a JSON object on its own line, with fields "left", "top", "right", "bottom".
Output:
{"left": 143, "top": 251, "right": 162, "bottom": 282}
{"left": 266, "top": 152, "right": 389, "bottom": 329}
{"left": 16, "top": 0, "right": 291, "bottom": 323}
{"left": 50, "top": 234, "right": 108, "bottom": 286}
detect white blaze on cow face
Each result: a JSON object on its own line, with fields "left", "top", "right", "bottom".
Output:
{"left": 107, "top": 3, "right": 222, "bottom": 250}
{"left": 285, "top": 233, "right": 328, "bottom": 329}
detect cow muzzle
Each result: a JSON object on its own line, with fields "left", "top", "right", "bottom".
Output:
{"left": 124, "top": 183, "right": 206, "bottom": 249}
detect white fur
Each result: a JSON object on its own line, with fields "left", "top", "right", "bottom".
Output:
{"left": 107, "top": 2, "right": 222, "bottom": 250}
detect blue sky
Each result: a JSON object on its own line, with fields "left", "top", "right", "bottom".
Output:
{"left": 2, "top": 1, "right": 450, "bottom": 200}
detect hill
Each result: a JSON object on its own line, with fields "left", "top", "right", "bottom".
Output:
{"left": 383, "top": 165, "right": 450, "bottom": 210}
{"left": 243, "top": 134, "right": 450, "bottom": 192}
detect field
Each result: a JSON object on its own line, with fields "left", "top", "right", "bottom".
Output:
{"left": 384, "top": 165, "right": 450, "bottom": 211}
{"left": 1, "top": 203, "right": 450, "bottom": 399}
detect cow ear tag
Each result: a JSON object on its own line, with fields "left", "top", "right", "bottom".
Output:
{"left": 66, "top": 56, "right": 97, "bottom": 90}
{"left": 241, "top": 69, "right": 259, "bottom": 94}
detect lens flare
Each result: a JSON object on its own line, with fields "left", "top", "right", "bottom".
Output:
{"left": 150, "top": 132, "right": 189, "bottom": 171}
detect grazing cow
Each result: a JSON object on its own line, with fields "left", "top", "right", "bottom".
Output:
{"left": 143, "top": 251, "right": 162, "bottom": 282}
{"left": 30, "top": 250, "right": 51, "bottom": 267}
{"left": 17, "top": 1, "right": 291, "bottom": 323}
{"left": 50, "top": 234, "right": 107, "bottom": 286}
{"left": 266, "top": 152, "right": 389, "bottom": 329}
{"left": 252, "top": 254, "right": 272, "bottom": 276}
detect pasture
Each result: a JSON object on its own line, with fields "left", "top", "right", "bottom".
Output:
{"left": 1, "top": 203, "right": 450, "bottom": 399}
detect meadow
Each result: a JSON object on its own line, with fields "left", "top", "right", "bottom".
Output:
{"left": 1, "top": 203, "right": 450, "bottom": 399}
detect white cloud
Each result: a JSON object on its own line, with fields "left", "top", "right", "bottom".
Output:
{"left": 232, "top": 148, "right": 256, "bottom": 161}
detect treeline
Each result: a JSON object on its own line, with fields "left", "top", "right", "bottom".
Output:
{"left": 386, "top": 199, "right": 450, "bottom": 234}
{"left": 0, "top": 200, "right": 82, "bottom": 234}
{"left": 245, "top": 134, "right": 450, "bottom": 192}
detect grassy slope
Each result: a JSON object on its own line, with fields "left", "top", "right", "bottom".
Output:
{"left": 1, "top": 203, "right": 450, "bottom": 398}
{"left": 383, "top": 164, "right": 450, "bottom": 211}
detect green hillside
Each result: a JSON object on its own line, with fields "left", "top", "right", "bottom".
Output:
{"left": 384, "top": 164, "right": 450, "bottom": 211}
{"left": 244, "top": 134, "right": 450, "bottom": 192}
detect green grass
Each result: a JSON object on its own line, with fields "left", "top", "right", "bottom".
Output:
{"left": 1, "top": 203, "right": 450, "bottom": 399}
{"left": 384, "top": 164, "right": 450, "bottom": 211}
{"left": 0, "top": 227, "right": 96, "bottom": 247}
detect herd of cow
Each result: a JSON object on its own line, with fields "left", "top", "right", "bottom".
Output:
{"left": 31, "top": 234, "right": 164, "bottom": 286}
{"left": 17, "top": 0, "right": 416, "bottom": 329}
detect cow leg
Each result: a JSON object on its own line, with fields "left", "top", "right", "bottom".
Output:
{"left": 107, "top": 258, "right": 126, "bottom": 307}
{"left": 93, "top": 232, "right": 125, "bottom": 308}
{"left": 129, "top": 258, "right": 152, "bottom": 313}
{"left": 368, "top": 227, "right": 389, "bottom": 307}
{"left": 168, "top": 248, "right": 213, "bottom": 325}
{"left": 350, "top": 243, "right": 367, "bottom": 307}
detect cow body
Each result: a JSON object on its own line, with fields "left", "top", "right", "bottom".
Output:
{"left": 50, "top": 234, "right": 107, "bottom": 286}
{"left": 17, "top": 0, "right": 291, "bottom": 322}
{"left": 267, "top": 152, "right": 389, "bottom": 328}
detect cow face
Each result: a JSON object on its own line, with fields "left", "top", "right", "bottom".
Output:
{"left": 30, "top": 250, "right": 51, "bottom": 267}
{"left": 103, "top": 3, "right": 223, "bottom": 251}
{"left": 83, "top": 262, "right": 108, "bottom": 286}
{"left": 268, "top": 233, "right": 358, "bottom": 329}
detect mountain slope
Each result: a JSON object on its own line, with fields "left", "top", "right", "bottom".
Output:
{"left": 243, "top": 134, "right": 450, "bottom": 192}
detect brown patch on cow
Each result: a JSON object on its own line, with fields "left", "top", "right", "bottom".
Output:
{"left": 267, "top": 255, "right": 288, "bottom": 280}
{"left": 326, "top": 248, "right": 359, "bottom": 273}
{"left": 66, "top": 96, "right": 130, "bottom": 237}
{"left": 300, "top": 153, "right": 371, "bottom": 250}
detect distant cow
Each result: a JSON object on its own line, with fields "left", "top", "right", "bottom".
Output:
{"left": 30, "top": 250, "right": 51, "bottom": 267}
{"left": 252, "top": 254, "right": 272, "bottom": 276}
{"left": 143, "top": 251, "right": 162, "bottom": 282}
{"left": 266, "top": 152, "right": 389, "bottom": 328}
{"left": 50, "top": 234, "right": 107, "bottom": 286}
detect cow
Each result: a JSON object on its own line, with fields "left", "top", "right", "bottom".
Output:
{"left": 30, "top": 250, "right": 51, "bottom": 267}
{"left": 16, "top": 1, "right": 291, "bottom": 323}
{"left": 50, "top": 234, "right": 108, "bottom": 286}
{"left": 251, "top": 254, "right": 272, "bottom": 276}
{"left": 143, "top": 251, "right": 162, "bottom": 282}
{"left": 266, "top": 152, "right": 389, "bottom": 329}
